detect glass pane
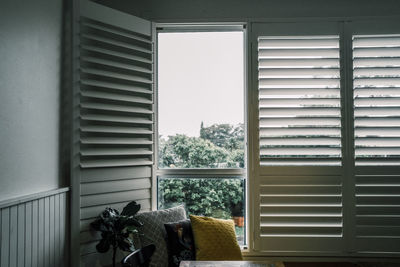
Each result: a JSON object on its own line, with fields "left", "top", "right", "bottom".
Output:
{"left": 158, "top": 177, "right": 245, "bottom": 246}
{"left": 157, "top": 32, "right": 244, "bottom": 168}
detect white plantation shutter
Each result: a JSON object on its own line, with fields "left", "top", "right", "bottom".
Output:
{"left": 353, "top": 34, "right": 400, "bottom": 166}
{"left": 258, "top": 36, "right": 342, "bottom": 166}
{"left": 71, "top": 1, "right": 154, "bottom": 266}
{"left": 251, "top": 20, "right": 400, "bottom": 257}
{"left": 254, "top": 29, "right": 344, "bottom": 253}
{"left": 352, "top": 34, "right": 400, "bottom": 254}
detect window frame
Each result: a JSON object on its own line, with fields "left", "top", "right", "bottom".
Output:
{"left": 152, "top": 23, "right": 250, "bottom": 245}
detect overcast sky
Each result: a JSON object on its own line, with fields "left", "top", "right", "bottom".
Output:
{"left": 157, "top": 31, "right": 244, "bottom": 137}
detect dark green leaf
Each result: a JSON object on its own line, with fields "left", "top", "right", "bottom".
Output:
{"left": 125, "top": 217, "right": 143, "bottom": 227}
{"left": 121, "top": 201, "right": 141, "bottom": 216}
{"left": 117, "top": 238, "right": 135, "bottom": 252}
{"left": 126, "top": 225, "right": 139, "bottom": 233}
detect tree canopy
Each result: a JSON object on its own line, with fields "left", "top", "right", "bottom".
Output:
{"left": 200, "top": 123, "right": 244, "bottom": 151}
{"left": 159, "top": 123, "right": 244, "bottom": 168}
{"left": 158, "top": 134, "right": 228, "bottom": 168}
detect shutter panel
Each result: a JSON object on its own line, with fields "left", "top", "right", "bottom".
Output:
{"left": 258, "top": 36, "right": 342, "bottom": 166}
{"left": 255, "top": 34, "right": 343, "bottom": 253}
{"left": 353, "top": 34, "right": 400, "bottom": 254}
{"left": 353, "top": 34, "right": 400, "bottom": 166}
{"left": 71, "top": 1, "right": 154, "bottom": 266}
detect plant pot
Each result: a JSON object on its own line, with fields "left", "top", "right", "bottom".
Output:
{"left": 233, "top": 216, "right": 244, "bottom": 227}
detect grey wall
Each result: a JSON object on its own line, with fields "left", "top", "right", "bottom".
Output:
{"left": 96, "top": 0, "right": 400, "bottom": 21}
{"left": 0, "top": 0, "right": 64, "bottom": 201}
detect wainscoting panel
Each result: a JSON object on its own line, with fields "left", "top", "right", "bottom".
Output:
{"left": 0, "top": 188, "right": 69, "bottom": 267}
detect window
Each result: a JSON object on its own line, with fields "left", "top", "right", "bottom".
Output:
{"left": 156, "top": 28, "right": 246, "bottom": 244}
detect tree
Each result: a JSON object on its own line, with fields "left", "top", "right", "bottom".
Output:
{"left": 159, "top": 134, "right": 228, "bottom": 168}
{"left": 200, "top": 123, "right": 245, "bottom": 167}
{"left": 200, "top": 123, "right": 244, "bottom": 151}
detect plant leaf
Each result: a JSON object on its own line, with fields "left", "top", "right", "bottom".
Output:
{"left": 126, "top": 225, "right": 139, "bottom": 234}
{"left": 126, "top": 217, "right": 143, "bottom": 227}
{"left": 121, "top": 201, "right": 141, "bottom": 216}
{"left": 117, "top": 238, "right": 135, "bottom": 252}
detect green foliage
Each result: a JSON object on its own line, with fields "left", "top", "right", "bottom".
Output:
{"left": 200, "top": 123, "right": 245, "bottom": 167}
{"left": 227, "top": 148, "right": 245, "bottom": 168}
{"left": 90, "top": 201, "right": 142, "bottom": 267}
{"left": 159, "top": 134, "right": 228, "bottom": 168}
{"left": 158, "top": 178, "right": 244, "bottom": 219}
{"left": 200, "top": 123, "right": 244, "bottom": 151}
{"left": 159, "top": 123, "right": 244, "bottom": 168}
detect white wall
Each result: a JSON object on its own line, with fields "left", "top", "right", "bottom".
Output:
{"left": 0, "top": 0, "right": 64, "bottom": 201}
{"left": 96, "top": 0, "right": 400, "bottom": 21}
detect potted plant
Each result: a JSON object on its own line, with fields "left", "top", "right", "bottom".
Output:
{"left": 231, "top": 202, "right": 244, "bottom": 227}
{"left": 90, "top": 201, "right": 143, "bottom": 267}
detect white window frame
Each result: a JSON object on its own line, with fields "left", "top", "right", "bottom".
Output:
{"left": 152, "top": 23, "right": 250, "bottom": 245}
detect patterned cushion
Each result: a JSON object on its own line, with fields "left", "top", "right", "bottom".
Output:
{"left": 134, "top": 206, "right": 187, "bottom": 267}
{"left": 164, "top": 219, "right": 195, "bottom": 267}
{"left": 189, "top": 215, "right": 243, "bottom": 261}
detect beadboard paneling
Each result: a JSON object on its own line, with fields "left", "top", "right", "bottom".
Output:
{"left": 0, "top": 188, "right": 69, "bottom": 267}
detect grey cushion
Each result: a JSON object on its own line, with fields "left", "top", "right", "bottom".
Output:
{"left": 134, "top": 206, "right": 187, "bottom": 267}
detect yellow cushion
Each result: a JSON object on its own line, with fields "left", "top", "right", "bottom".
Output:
{"left": 189, "top": 215, "right": 243, "bottom": 261}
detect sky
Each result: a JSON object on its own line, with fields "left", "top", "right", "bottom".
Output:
{"left": 157, "top": 31, "right": 244, "bottom": 137}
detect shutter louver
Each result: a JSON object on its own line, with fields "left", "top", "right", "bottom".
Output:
{"left": 258, "top": 36, "right": 342, "bottom": 166}
{"left": 79, "top": 17, "right": 153, "bottom": 169}
{"left": 353, "top": 35, "right": 400, "bottom": 166}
